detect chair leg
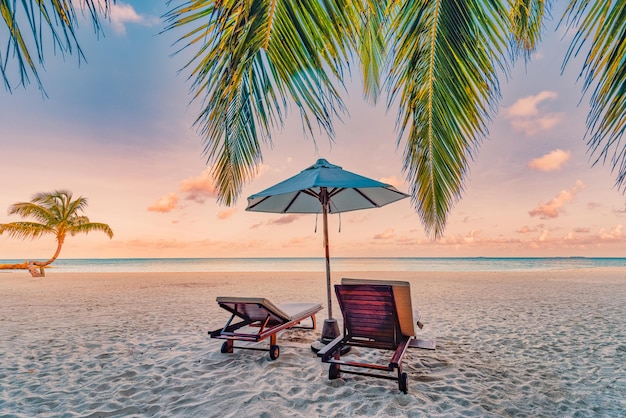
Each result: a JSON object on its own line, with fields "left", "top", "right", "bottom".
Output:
{"left": 220, "top": 340, "right": 234, "bottom": 354}
{"left": 398, "top": 367, "right": 408, "bottom": 394}
{"left": 268, "top": 334, "right": 280, "bottom": 360}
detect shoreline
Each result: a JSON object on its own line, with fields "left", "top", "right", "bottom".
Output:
{"left": 2, "top": 270, "right": 625, "bottom": 416}
{"left": 2, "top": 256, "right": 624, "bottom": 275}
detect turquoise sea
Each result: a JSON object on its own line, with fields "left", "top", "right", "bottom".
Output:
{"left": 1, "top": 257, "right": 625, "bottom": 273}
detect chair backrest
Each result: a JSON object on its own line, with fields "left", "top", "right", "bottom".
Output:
{"left": 216, "top": 297, "right": 290, "bottom": 324}
{"left": 341, "top": 278, "right": 415, "bottom": 337}
{"left": 334, "top": 283, "right": 399, "bottom": 344}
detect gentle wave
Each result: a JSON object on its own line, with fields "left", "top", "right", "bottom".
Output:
{"left": 2, "top": 257, "right": 625, "bottom": 273}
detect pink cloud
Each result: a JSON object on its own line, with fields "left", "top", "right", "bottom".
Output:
{"left": 503, "top": 91, "right": 564, "bottom": 135}
{"left": 505, "top": 91, "right": 558, "bottom": 117}
{"left": 286, "top": 236, "right": 314, "bottom": 246}
{"left": 509, "top": 114, "right": 564, "bottom": 135}
{"left": 528, "top": 149, "right": 571, "bottom": 171}
{"left": 517, "top": 225, "right": 537, "bottom": 233}
{"left": 250, "top": 214, "right": 302, "bottom": 228}
{"left": 268, "top": 214, "right": 301, "bottom": 225}
{"left": 587, "top": 202, "right": 604, "bottom": 210}
{"left": 613, "top": 207, "right": 626, "bottom": 216}
{"left": 147, "top": 193, "right": 179, "bottom": 213}
{"left": 347, "top": 214, "right": 370, "bottom": 224}
{"left": 529, "top": 180, "right": 585, "bottom": 219}
{"left": 433, "top": 230, "right": 491, "bottom": 246}
{"left": 217, "top": 209, "right": 236, "bottom": 220}
{"left": 373, "top": 228, "right": 395, "bottom": 239}
{"left": 379, "top": 175, "right": 405, "bottom": 189}
{"left": 180, "top": 168, "right": 218, "bottom": 203}
{"left": 599, "top": 225, "right": 624, "bottom": 241}
{"left": 394, "top": 235, "right": 424, "bottom": 246}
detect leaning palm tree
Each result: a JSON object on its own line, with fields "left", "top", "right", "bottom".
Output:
{"left": 0, "top": 190, "right": 113, "bottom": 277}
{"left": 3, "top": 1, "right": 625, "bottom": 239}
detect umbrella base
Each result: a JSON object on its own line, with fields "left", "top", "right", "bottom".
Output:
{"left": 321, "top": 318, "right": 340, "bottom": 342}
{"left": 310, "top": 318, "right": 351, "bottom": 354}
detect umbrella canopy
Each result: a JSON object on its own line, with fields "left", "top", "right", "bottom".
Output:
{"left": 246, "top": 159, "right": 409, "bottom": 338}
{"left": 247, "top": 159, "right": 408, "bottom": 214}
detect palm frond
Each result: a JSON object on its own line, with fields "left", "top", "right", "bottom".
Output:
{"left": 164, "top": 0, "right": 354, "bottom": 205}
{"left": 7, "top": 202, "right": 55, "bottom": 225}
{"left": 563, "top": 0, "right": 626, "bottom": 190}
{"left": 29, "top": 190, "right": 89, "bottom": 223}
{"left": 0, "top": 222, "right": 53, "bottom": 240}
{"left": 69, "top": 222, "right": 114, "bottom": 238}
{"left": 386, "top": 0, "right": 510, "bottom": 239}
{"left": 509, "top": 0, "right": 550, "bottom": 60}
{"left": 356, "top": 0, "right": 390, "bottom": 102}
{"left": 0, "top": 0, "right": 111, "bottom": 92}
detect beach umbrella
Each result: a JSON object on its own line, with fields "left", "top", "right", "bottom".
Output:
{"left": 246, "top": 158, "right": 409, "bottom": 342}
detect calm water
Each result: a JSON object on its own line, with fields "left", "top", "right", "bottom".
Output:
{"left": 1, "top": 257, "right": 625, "bottom": 273}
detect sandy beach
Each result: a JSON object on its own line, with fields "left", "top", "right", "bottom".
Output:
{"left": 1, "top": 269, "right": 625, "bottom": 417}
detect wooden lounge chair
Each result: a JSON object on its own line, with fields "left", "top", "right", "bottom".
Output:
{"left": 209, "top": 297, "right": 322, "bottom": 360}
{"left": 317, "top": 278, "right": 421, "bottom": 393}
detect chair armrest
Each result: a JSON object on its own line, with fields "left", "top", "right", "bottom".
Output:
{"left": 389, "top": 336, "right": 412, "bottom": 368}
{"left": 317, "top": 334, "right": 344, "bottom": 360}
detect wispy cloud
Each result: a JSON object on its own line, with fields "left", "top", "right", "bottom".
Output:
{"left": 285, "top": 235, "right": 315, "bottom": 246}
{"left": 516, "top": 225, "right": 543, "bottom": 233}
{"left": 434, "top": 230, "right": 489, "bottom": 245}
{"left": 529, "top": 180, "right": 586, "bottom": 219}
{"left": 147, "top": 168, "right": 222, "bottom": 213}
{"left": 107, "top": 3, "right": 159, "bottom": 35}
{"left": 217, "top": 209, "right": 236, "bottom": 220}
{"left": 503, "top": 91, "right": 565, "bottom": 135}
{"left": 587, "top": 202, "right": 604, "bottom": 210}
{"left": 528, "top": 149, "right": 571, "bottom": 171}
{"left": 538, "top": 229, "right": 550, "bottom": 242}
{"left": 347, "top": 214, "right": 370, "bottom": 224}
{"left": 379, "top": 176, "right": 405, "bottom": 189}
{"left": 373, "top": 228, "right": 395, "bottom": 240}
{"left": 599, "top": 225, "right": 624, "bottom": 241}
{"left": 250, "top": 214, "right": 302, "bottom": 228}
{"left": 147, "top": 193, "right": 179, "bottom": 213}
{"left": 180, "top": 168, "right": 218, "bottom": 203}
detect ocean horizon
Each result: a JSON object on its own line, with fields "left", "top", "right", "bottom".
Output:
{"left": 2, "top": 257, "right": 625, "bottom": 273}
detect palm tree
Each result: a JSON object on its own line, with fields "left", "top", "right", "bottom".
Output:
{"left": 0, "top": 190, "right": 113, "bottom": 277}
{"left": 3, "top": 1, "right": 625, "bottom": 238}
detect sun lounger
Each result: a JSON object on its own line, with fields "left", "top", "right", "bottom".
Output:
{"left": 317, "top": 278, "right": 422, "bottom": 393}
{"left": 209, "top": 297, "right": 322, "bottom": 360}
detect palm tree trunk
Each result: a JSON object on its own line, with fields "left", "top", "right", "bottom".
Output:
{"left": 29, "top": 234, "right": 65, "bottom": 276}
{"left": 0, "top": 262, "right": 28, "bottom": 269}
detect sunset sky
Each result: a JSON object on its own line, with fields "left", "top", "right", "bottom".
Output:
{"left": 1, "top": 1, "right": 625, "bottom": 260}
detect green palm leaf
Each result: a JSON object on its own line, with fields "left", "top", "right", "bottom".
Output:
{"left": 386, "top": 0, "right": 510, "bottom": 239}
{"left": 0, "top": 222, "right": 52, "bottom": 240}
{"left": 164, "top": 0, "right": 356, "bottom": 205}
{"left": 0, "top": 0, "right": 110, "bottom": 92}
{"left": 563, "top": 0, "right": 626, "bottom": 189}
{"left": 509, "top": 0, "right": 548, "bottom": 59}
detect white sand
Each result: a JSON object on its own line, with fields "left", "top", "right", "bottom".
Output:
{"left": 1, "top": 269, "right": 625, "bottom": 417}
